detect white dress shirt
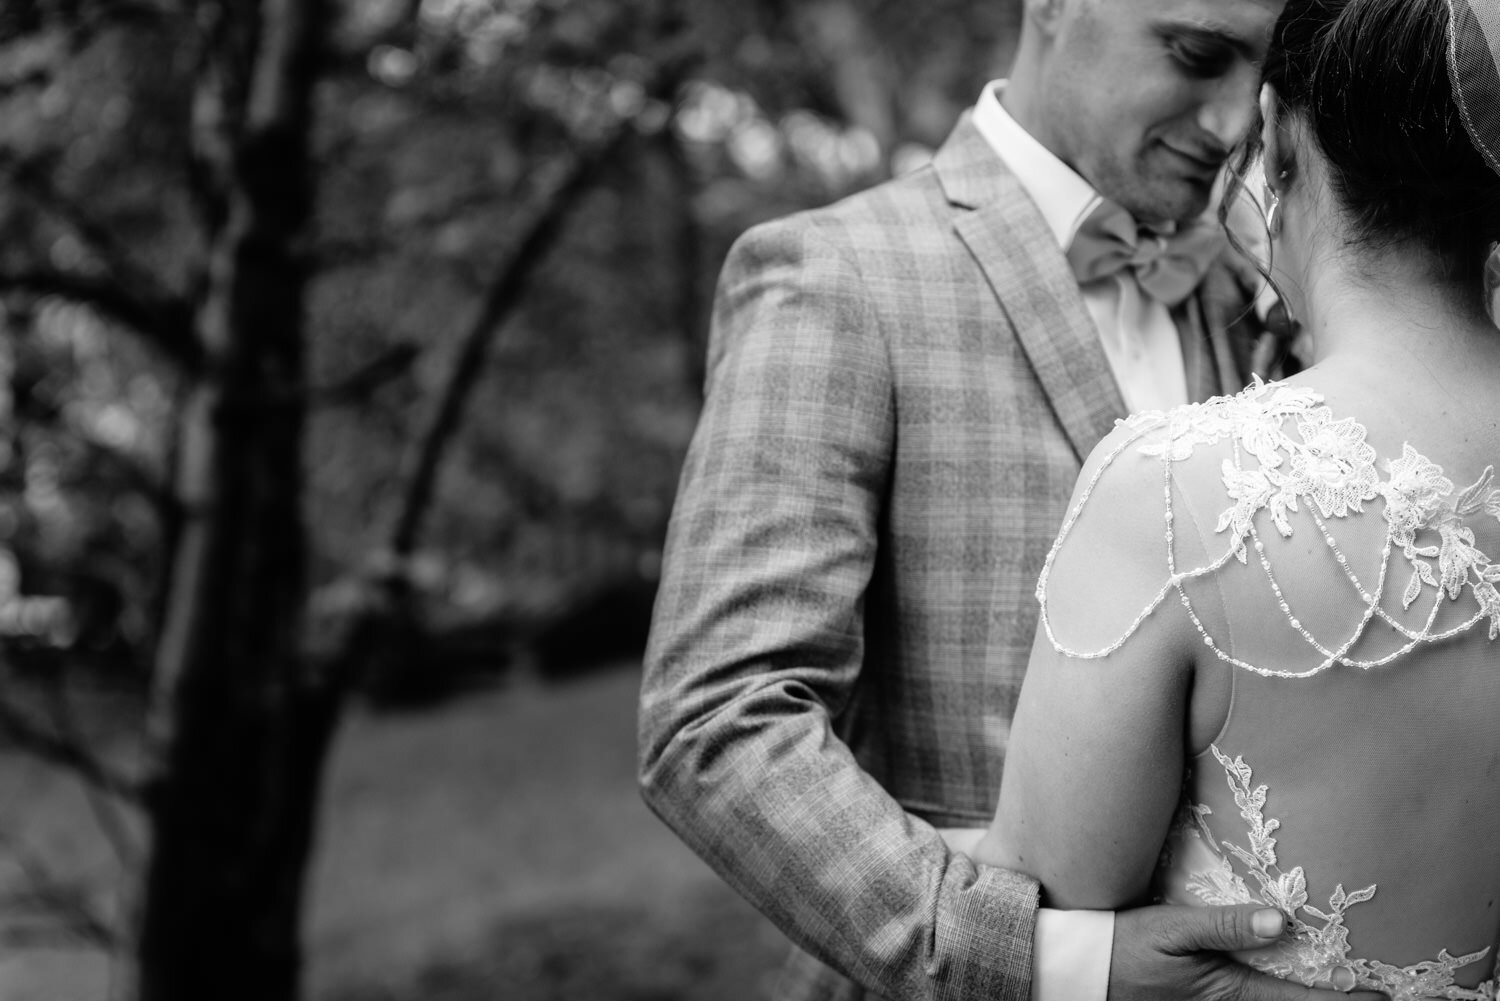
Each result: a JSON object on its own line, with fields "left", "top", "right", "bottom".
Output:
{"left": 972, "top": 82, "right": 1191, "bottom": 414}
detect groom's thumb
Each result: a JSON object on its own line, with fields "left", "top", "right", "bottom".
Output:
{"left": 1161, "top": 904, "right": 1285, "bottom": 953}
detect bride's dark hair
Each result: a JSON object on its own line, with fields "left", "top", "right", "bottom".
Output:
{"left": 1233, "top": 0, "right": 1500, "bottom": 282}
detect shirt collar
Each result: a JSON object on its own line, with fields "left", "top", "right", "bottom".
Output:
{"left": 970, "top": 81, "right": 1103, "bottom": 251}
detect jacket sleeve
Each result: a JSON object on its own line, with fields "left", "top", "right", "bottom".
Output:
{"left": 637, "top": 215, "right": 1040, "bottom": 1001}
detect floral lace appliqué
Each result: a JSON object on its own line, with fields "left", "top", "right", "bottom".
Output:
{"left": 1037, "top": 378, "right": 1500, "bottom": 676}
{"left": 1175, "top": 746, "right": 1496, "bottom": 1001}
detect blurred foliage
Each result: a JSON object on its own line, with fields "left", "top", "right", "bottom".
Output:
{"left": 0, "top": 0, "right": 1020, "bottom": 691}
{"left": 0, "top": 0, "right": 1023, "bottom": 991}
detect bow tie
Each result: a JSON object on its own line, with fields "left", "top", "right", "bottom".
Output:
{"left": 1065, "top": 199, "right": 1226, "bottom": 306}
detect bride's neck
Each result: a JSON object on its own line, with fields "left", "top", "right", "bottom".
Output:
{"left": 1295, "top": 239, "right": 1500, "bottom": 378}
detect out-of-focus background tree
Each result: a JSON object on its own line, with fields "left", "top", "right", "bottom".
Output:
{"left": 0, "top": 0, "right": 1020, "bottom": 998}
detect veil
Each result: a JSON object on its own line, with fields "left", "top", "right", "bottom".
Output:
{"left": 1449, "top": 0, "right": 1500, "bottom": 317}
{"left": 1449, "top": 0, "right": 1500, "bottom": 178}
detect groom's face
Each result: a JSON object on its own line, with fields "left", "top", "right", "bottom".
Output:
{"left": 1037, "top": 0, "right": 1283, "bottom": 224}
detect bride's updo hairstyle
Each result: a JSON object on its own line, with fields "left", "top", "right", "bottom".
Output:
{"left": 1254, "top": 0, "right": 1500, "bottom": 281}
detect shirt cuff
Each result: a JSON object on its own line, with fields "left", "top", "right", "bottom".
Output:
{"left": 1032, "top": 908, "right": 1113, "bottom": 1001}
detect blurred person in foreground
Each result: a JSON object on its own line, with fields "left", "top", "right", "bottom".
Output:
{"left": 971, "top": 0, "right": 1500, "bottom": 996}
{"left": 636, "top": 0, "right": 1381, "bottom": 999}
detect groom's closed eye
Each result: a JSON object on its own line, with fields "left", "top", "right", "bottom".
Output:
{"left": 1159, "top": 28, "right": 1244, "bottom": 79}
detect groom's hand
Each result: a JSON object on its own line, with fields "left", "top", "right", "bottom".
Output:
{"left": 1108, "top": 904, "right": 1389, "bottom": 1001}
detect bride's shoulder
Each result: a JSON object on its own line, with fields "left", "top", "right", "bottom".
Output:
{"left": 1075, "top": 379, "right": 1329, "bottom": 519}
{"left": 1052, "top": 377, "right": 1500, "bottom": 674}
{"left": 1111, "top": 378, "right": 1329, "bottom": 466}
{"left": 1085, "top": 377, "right": 1395, "bottom": 558}
{"left": 1041, "top": 380, "right": 1344, "bottom": 657}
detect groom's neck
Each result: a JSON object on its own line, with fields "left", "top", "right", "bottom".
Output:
{"left": 999, "top": 43, "right": 1067, "bottom": 168}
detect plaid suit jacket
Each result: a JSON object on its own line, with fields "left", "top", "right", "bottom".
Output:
{"left": 638, "top": 116, "right": 1259, "bottom": 1001}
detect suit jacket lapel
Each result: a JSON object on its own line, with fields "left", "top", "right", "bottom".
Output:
{"left": 934, "top": 117, "right": 1127, "bottom": 463}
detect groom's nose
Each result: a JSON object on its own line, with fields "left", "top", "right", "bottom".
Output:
{"left": 1195, "top": 64, "right": 1261, "bottom": 152}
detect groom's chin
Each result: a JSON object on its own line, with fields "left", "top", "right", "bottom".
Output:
{"left": 1117, "top": 175, "right": 1217, "bottom": 227}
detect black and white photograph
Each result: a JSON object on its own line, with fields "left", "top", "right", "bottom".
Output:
{"left": 2, "top": 1, "right": 1499, "bottom": 999}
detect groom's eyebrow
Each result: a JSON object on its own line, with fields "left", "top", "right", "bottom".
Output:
{"left": 1154, "top": 18, "right": 1264, "bottom": 61}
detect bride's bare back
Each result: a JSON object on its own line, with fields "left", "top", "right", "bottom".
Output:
{"left": 1049, "top": 378, "right": 1500, "bottom": 997}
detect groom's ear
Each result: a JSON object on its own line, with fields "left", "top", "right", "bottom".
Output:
{"left": 1025, "top": 0, "right": 1067, "bottom": 34}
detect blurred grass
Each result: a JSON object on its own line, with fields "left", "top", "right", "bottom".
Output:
{"left": 0, "top": 664, "right": 786, "bottom": 1001}
{"left": 324, "top": 886, "right": 784, "bottom": 1001}
{"left": 307, "top": 663, "right": 786, "bottom": 1001}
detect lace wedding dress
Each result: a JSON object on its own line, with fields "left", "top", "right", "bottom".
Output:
{"left": 1038, "top": 379, "right": 1500, "bottom": 1001}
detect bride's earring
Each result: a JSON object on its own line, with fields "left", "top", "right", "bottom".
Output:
{"left": 1264, "top": 170, "right": 1288, "bottom": 238}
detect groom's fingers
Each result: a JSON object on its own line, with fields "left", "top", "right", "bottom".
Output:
{"left": 1109, "top": 904, "right": 1390, "bottom": 1001}
{"left": 1152, "top": 903, "right": 1285, "bottom": 954}
{"left": 1225, "top": 962, "right": 1388, "bottom": 1001}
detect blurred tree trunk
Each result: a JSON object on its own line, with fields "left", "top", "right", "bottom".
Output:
{"left": 657, "top": 130, "right": 706, "bottom": 403}
{"left": 128, "top": 1, "right": 332, "bottom": 999}
{"left": 795, "top": 0, "right": 896, "bottom": 158}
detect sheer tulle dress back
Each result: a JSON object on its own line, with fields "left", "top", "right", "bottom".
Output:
{"left": 1039, "top": 379, "right": 1500, "bottom": 1000}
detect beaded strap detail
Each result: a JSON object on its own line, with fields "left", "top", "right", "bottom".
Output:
{"left": 1036, "top": 379, "right": 1500, "bottom": 678}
